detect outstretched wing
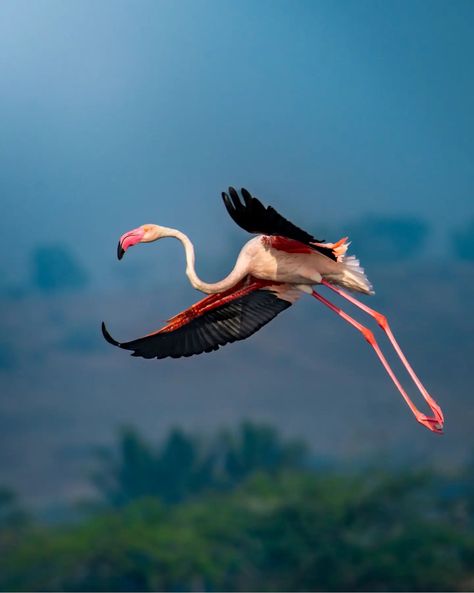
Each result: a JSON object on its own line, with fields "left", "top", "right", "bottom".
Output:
{"left": 221, "top": 187, "right": 336, "bottom": 261}
{"left": 102, "top": 282, "right": 300, "bottom": 360}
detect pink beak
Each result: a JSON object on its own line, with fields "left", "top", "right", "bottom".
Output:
{"left": 117, "top": 227, "right": 145, "bottom": 260}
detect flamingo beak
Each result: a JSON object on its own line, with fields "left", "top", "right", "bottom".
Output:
{"left": 117, "top": 227, "right": 145, "bottom": 260}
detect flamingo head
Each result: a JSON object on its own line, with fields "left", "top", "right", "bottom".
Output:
{"left": 117, "top": 224, "right": 166, "bottom": 260}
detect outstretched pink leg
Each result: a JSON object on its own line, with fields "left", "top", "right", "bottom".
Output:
{"left": 312, "top": 289, "right": 443, "bottom": 434}
{"left": 320, "top": 279, "right": 444, "bottom": 426}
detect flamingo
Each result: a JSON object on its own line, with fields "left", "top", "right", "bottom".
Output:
{"left": 102, "top": 187, "right": 444, "bottom": 434}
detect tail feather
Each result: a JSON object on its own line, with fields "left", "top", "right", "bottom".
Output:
{"left": 312, "top": 236, "right": 350, "bottom": 261}
{"left": 319, "top": 237, "right": 374, "bottom": 295}
{"left": 338, "top": 254, "right": 374, "bottom": 295}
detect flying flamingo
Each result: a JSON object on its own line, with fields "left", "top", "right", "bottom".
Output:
{"left": 102, "top": 187, "right": 444, "bottom": 434}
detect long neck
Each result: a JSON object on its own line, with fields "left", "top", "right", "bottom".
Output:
{"left": 163, "top": 227, "right": 249, "bottom": 294}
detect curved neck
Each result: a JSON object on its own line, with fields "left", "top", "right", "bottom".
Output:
{"left": 163, "top": 227, "right": 248, "bottom": 294}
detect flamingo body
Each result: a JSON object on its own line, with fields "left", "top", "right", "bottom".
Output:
{"left": 102, "top": 187, "right": 444, "bottom": 434}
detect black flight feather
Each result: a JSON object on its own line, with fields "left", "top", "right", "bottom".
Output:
{"left": 101, "top": 289, "right": 291, "bottom": 360}
{"left": 222, "top": 187, "right": 337, "bottom": 261}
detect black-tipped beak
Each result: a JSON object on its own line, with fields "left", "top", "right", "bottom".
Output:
{"left": 117, "top": 241, "right": 125, "bottom": 260}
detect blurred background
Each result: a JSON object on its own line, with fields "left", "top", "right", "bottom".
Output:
{"left": 1, "top": 0, "right": 474, "bottom": 590}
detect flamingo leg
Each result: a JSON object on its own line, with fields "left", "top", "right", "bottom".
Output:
{"left": 312, "top": 289, "right": 443, "bottom": 434}
{"left": 320, "top": 279, "right": 444, "bottom": 426}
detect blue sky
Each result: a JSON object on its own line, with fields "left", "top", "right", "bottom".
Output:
{"left": 1, "top": 0, "right": 473, "bottom": 286}
{"left": 1, "top": 1, "right": 474, "bottom": 506}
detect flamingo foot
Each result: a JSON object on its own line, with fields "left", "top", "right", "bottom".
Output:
{"left": 416, "top": 413, "right": 444, "bottom": 434}
{"left": 312, "top": 288, "right": 445, "bottom": 435}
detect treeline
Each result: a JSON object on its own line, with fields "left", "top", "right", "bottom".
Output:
{"left": 90, "top": 422, "right": 308, "bottom": 506}
{"left": 1, "top": 423, "right": 474, "bottom": 591}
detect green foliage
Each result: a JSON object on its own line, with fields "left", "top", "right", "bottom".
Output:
{"left": 2, "top": 426, "right": 474, "bottom": 591}
{"left": 91, "top": 422, "right": 309, "bottom": 506}
{"left": 0, "top": 487, "right": 32, "bottom": 568}
{"left": 1, "top": 471, "right": 474, "bottom": 591}
{"left": 222, "top": 422, "right": 307, "bottom": 481}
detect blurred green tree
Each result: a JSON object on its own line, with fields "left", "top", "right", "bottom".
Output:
{"left": 1, "top": 471, "right": 473, "bottom": 591}
{"left": 0, "top": 488, "right": 31, "bottom": 562}
{"left": 222, "top": 421, "right": 307, "bottom": 484}
{"left": 91, "top": 422, "right": 308, "bottom": 506}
